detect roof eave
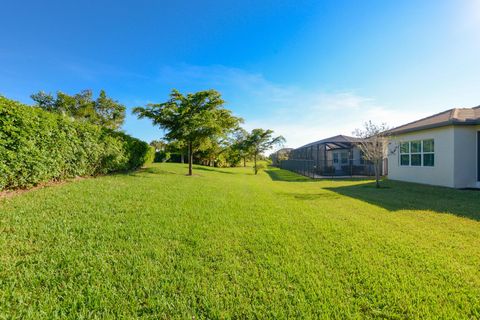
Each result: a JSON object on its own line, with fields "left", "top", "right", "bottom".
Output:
{"left": 388, "top": 120, "right": 480, "bottom": 135}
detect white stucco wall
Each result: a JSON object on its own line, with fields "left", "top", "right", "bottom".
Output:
{"left": 388, "top": 125, "right": 480, "bottom": 188}
{"left": 453, "top": 126, "right": 479, "bottom": 188}
{"left": 478, "top": 125, "right": 480, "bottom": 188}
{"left": 387, "top": 126, "right": 455, "bottom": 188}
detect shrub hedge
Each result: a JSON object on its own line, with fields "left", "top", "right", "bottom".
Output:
{"left": 0, "top": 96, "right": 154, "bottom": 190}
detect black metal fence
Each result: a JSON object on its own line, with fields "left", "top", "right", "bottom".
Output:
{"left": 278, "top": 160, "right": 316, "bottom": 178}
{"left": 280, "top": 159, "right": 381, "bottom": 178}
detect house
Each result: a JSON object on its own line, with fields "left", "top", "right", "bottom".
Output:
{"left": 270, "top": 148, "right": 293, "bottom": 166}
{"left": 387, "top": 106, "right": 480, "bottom": 188}
{"left": 282, "top": 135, "right": 385, "bottom": 176}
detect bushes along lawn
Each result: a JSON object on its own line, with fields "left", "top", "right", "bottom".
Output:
{"left": 0, "top": 96, "right": 153, "bottom": 190}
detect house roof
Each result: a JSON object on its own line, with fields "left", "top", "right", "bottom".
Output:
{"left": 388, "top": 105, "right": 480, "bottom": 135}
{"left": 297, "top": 135, "right": 363, "bottom": 150}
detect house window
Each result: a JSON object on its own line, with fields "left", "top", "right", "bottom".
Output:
{"left": 422, "top": 139, "right": 434, "bottom": 166}
{"left": 333, "top": 153, "right": 339, "bottom": 163}
{"left": 399, "top": 139, "right": 434, "bottom": 167}
{"left": 400, "top": 142, "right": 410, "bottom": 166}
{"left": 410, "top": 140, "right": 421, "bottom": 166}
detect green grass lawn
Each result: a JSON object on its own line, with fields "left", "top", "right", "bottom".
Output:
{"left": 1, "top": 163, "right": 480, "bottom": 319}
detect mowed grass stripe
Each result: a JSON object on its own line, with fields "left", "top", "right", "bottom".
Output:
{"left": 0, "top": 163, "right": 479, "bottom": 319}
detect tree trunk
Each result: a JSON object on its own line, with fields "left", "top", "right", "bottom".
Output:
{"left": 243, "top": 157, "right": 246, "bottom": 167}
{"left": 188, "top": 142, "right": 193, "bottom": 176}
{"left": 254, "top": 153, "right": 257, "bottom": 175}
{"left": 375, "top": 159, "right": 380, "bottom": 188}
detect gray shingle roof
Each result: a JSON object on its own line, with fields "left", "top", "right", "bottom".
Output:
{"left": 388, "top": 105, "right": 480, "bottom": 135}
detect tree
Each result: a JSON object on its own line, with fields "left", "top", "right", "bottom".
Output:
{"left": 269, "top": 148, "right": 292, "bottom": 166}
{"left": 133, "top": 89, "right": 242, "bottom": 175}
{"left": 230, "top": 128, "right": 250, "bottom": 167}
{"left": 166, "top": 140, "right": 187, "bottom": 163}
{"left": 31, "top": 89, "right": 126, "bottom": 130}
{"left": 149, "top": 139, "right": 167, "bottom": 152}
{"left": 245, "top": 129, "right": 285, "bottom": 175}
{"left": 195, "top": 136, "right": 231, "bottom": 167}
{"left": 353, "top": 121, "right": 391, "bottom": 188}
{"left": 94, "top": 90, "right": 126, "bottom": 130}
{"left": 30, "top": 91, "right": 55, "bottom": 112}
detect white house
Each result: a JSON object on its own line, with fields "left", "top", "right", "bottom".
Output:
{"left": 387, "top": 106, "right": 480, "bottom": 188}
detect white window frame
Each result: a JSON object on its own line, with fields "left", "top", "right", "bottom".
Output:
{"left": 399, "top": 139, "right": 435, "bottom": 167}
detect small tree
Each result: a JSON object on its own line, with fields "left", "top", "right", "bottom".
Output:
{"left": 353, "top": 121, "right": 390, "bottom": 188}
{"left": 245, "top": 129, "right": 285, "bottom": 175}
{"left": 133, "top": 89, "right": 242, "bottom": 175}
{"left": 230, "top": 128, "right": 250, "bottom": 167}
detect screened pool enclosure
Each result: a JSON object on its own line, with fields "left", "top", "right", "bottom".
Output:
{"left": 279, "top": 135, "right": 386, "bottom": 178}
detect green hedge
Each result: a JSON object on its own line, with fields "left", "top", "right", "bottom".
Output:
{"left": 0, "top": 96, "right": 153, "bottom": 190}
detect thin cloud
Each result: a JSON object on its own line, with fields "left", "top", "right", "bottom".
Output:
{"left": 151, "top": 64, "right": 430, "bottom": 149}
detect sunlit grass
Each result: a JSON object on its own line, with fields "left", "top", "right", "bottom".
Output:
{"left": 1, "top": 163, "right": 479, "bottom": 318}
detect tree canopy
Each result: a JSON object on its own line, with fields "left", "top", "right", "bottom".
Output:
{"left": 31, "top": 89, "right": 126, "bottom": 130}
{"left": 133, "top": 89, "right": 242, "bottom": 175}
{"left": 149, "top": 140, "right": 167, "bottom": 152}
{"left": 227, "top": 128, "right": 250, "bottom": 167}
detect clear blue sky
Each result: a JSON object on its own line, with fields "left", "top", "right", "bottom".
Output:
{"left": 1, "top": 0, "right": 480, "bottom": 148}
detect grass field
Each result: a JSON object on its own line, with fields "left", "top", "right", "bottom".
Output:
{"left": 1, "top": 163, "right": 480, "bottom": 319}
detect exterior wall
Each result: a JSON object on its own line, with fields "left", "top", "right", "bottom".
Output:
{"left": 388, "top": 126, "right": 455, "bottom": 188}
{"left": 478, "top": 126, "right": 480, "bottom": 188}
{"left": 453, "top": 126, "right": 479, "bottom": 188}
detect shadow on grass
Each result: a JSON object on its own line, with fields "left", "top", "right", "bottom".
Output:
{"left": 128, "top": 167, "right": 177, "bottom": 178}
{"left": 265, "top": 167, "right": 372, "bottom": 183}
{"left": 194, "top": 166, "right": 237, "bottom": 175}
{"left": 325, "top": 180, "right": 480, "bottom": 221}
{"left": 265, "top": 169, "right": 315, "bottom": 182}
{"left": 277, "top": 192, "right": 343, "bottom": 200}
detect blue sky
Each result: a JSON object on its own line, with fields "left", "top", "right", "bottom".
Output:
{"left": 1, "top": 0, "right": 480, "bottom": 148}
